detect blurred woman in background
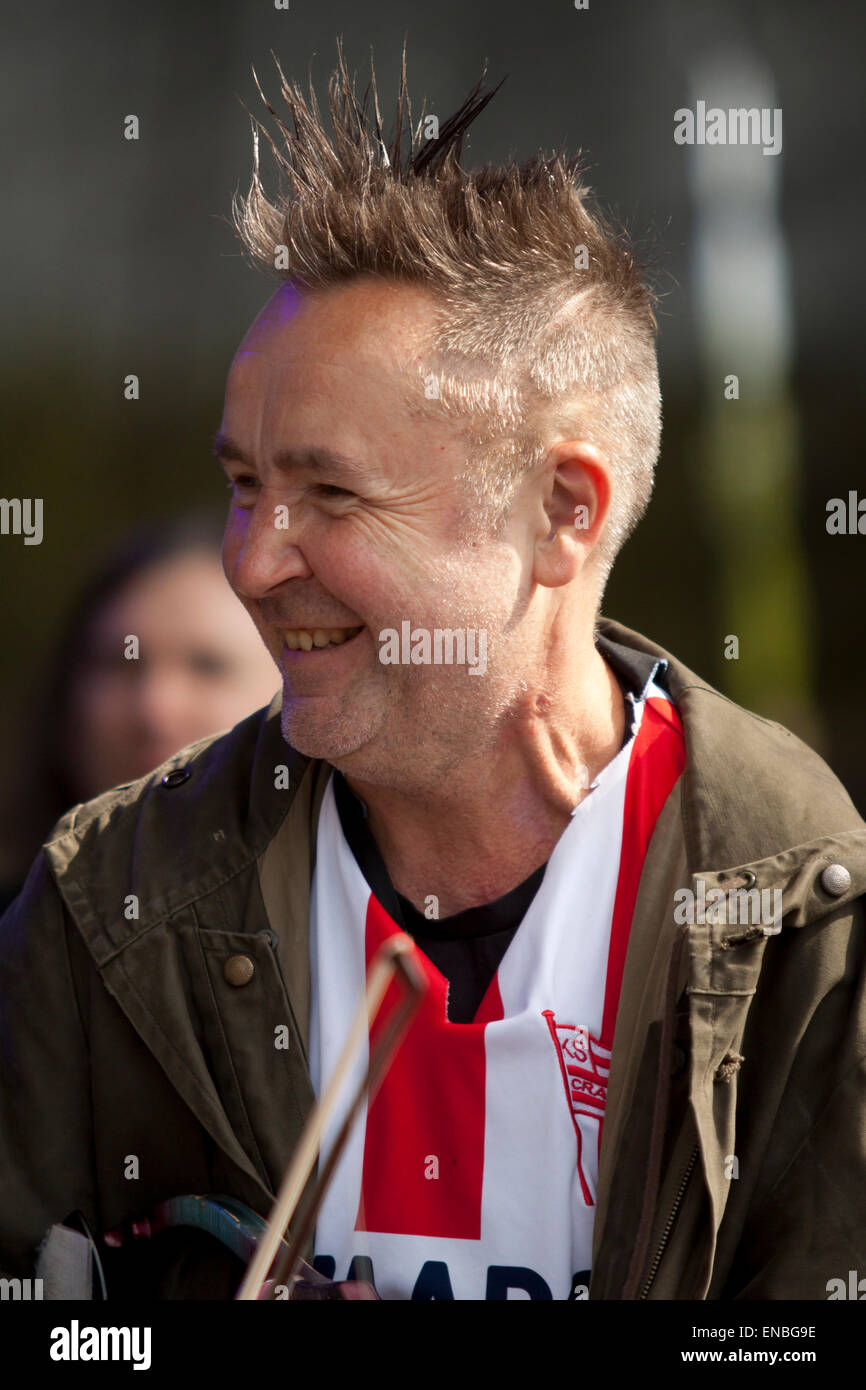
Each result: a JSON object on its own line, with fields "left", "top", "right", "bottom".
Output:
{"left": 0, "top": 513, "right": 278, "bottom": 911}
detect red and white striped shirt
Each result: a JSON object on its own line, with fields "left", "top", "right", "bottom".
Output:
{"left": 308, "top": 663, "right": 685, "bottom": 1299}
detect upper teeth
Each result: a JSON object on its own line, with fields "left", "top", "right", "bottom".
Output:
{"left": 283, "top": 627, "right": 361, "bottom": 651}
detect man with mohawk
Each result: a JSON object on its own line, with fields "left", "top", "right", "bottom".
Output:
{"left": 1, "top": 43, "right": 865, "bottom": 1302}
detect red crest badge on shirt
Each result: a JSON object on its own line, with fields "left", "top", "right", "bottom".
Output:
{"left": 542, "top": 1010, "right": 612, "bottom": 1206}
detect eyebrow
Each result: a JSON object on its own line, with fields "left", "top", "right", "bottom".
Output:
{"left": 212, "top": 431, "right": 366, "bottom": 480}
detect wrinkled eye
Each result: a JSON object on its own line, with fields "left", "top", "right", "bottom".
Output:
{"left": 315, "top": 484, "right": 353, "bottom": 499}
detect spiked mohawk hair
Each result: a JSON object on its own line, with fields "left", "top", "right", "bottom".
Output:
{"left": 232, "top": 40, "right": 662, "bottom": 593}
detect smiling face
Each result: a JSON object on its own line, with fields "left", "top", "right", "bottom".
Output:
{"left": 218, "top": 276, "right": 611, "bottom": 794}
{"left": 219, "top": 277, "right": 537, "bottom": 785}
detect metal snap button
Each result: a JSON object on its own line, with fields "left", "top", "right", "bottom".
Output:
{"left": 223, "top": 954, "right": 255, "bottom": 987}
{"left": 820, "top": 863, "right": 851, "bottom": 897}
{"left": 161, "top": 767, "right": 191, "bottom": 788}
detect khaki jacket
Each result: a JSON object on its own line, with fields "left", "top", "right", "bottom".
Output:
{"left": 1, "top": 616, "right": 865, "bottom": 1299}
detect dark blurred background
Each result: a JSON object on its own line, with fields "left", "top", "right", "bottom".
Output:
{"left": 1, "top": 0, "right": 864, "bottom": 825}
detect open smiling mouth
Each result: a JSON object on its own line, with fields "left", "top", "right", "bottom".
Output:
{"left": 280, "top": 625, "right": 364, "bottom": 653}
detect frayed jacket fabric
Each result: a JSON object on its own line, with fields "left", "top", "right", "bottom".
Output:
{"left": 1, "top": 616, "right": 865, "bottom": 1299}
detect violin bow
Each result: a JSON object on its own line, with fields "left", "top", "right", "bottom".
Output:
{"left": 236, "top": 932, "right": 427, "bottom": 1300}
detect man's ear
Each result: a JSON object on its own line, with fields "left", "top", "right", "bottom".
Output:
{"left": 534, "top": 441, "right": 612, "bottom": 589}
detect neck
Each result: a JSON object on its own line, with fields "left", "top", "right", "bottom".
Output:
{"left": 344, "top": 639, "right": 625, "bottom": 918}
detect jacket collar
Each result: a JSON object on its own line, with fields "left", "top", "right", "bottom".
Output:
{"left": 44, "top": 694, "right": 311, "bottom": 965}
{"left": 595, "top": 617, "right": 866, "bottom": 925}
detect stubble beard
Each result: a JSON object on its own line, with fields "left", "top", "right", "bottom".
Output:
{"left": 278, "top": 672, "right": 384, "bottom": 762}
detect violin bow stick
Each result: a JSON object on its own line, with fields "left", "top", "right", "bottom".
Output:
{"left": 236, "top": 933, "right": 427, "bottom": 1301}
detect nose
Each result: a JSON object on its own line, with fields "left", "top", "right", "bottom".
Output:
{"left": 223, "top": 498, "right": 313, "bottom": 601}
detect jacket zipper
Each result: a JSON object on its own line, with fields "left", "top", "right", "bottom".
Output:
{"left": 638, "top": 1145, "right": 699, "bottom": 1299}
